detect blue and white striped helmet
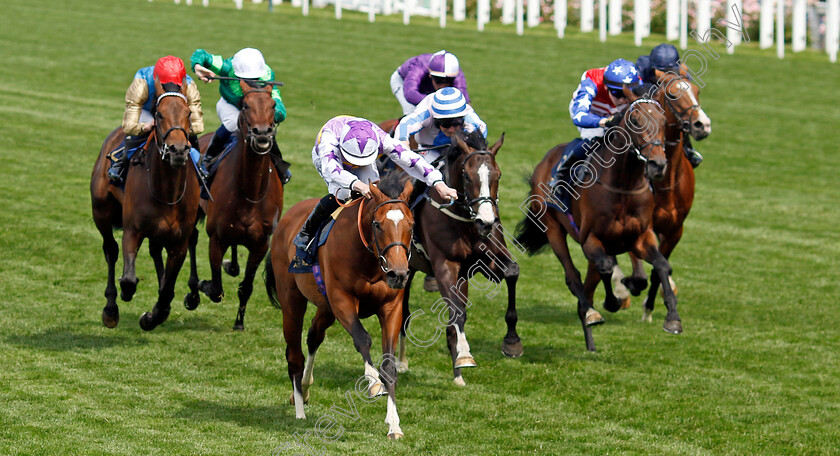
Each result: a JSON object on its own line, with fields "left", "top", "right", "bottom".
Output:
{"left": 430, "top": 87, "right": 467, "bottom": 119}
{"left": 604, "top": 58, "right": 641, "bottom": 90}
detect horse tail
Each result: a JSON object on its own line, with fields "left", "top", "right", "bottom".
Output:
{"left": 514, "top": 174, "right": 550, "bottom": 256}
{"left": 263, "top": 251, "right": 282, "bottom": 309}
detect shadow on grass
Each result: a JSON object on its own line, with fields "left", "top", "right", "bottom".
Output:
{"left": 174, "top": 399, "right": 301, "bottom": 434}
{"left": 5, "top": 326, "right": 150, "bottom": 351}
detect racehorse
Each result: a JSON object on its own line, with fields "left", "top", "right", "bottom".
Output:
{"left": 91, "top": 79, "right": 201, "bottom": 330}
{"left": 193, "top": 80, "right": 284, "bottom": 330}
{"left": 617, "top": 67, "right": 711, "bottom": 323}
{"left": 393, "top": 130, "right": 521, "bottom": 386}
{"left": 516, "top": 87, "right": 678, "bottom": 352}
{"left": 264, "top": 180, "right": 414, "bottom": 440}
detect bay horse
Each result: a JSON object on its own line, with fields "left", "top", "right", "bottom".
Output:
{"left": 516, "top": 87, "right": 678, "bottom": 352}
{"left": 393, "top": 130, "right": 521, "bottom": 386}
{"left": 194, "top": 80, "right": 284, "bottom": 330}
{"left": 617, "top": 68, "right": 712, "bottom": 323}
{"left": 90, "top": 80, "right": 201, "bottom": 330}
{"left": 264, "top": 180, "right": 414, "bottom": 440}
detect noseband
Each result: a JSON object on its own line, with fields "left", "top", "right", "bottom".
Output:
{"left": 660, "top": 76, "right": 702, "bottom": 133}
{"left": 358, "top": 198, "right": 412, "bottom": 274}
{"left": 239, "top": 88, "right": 275, "bottom": 154}
{"left": 437, "top": 150, "right": 499, "bottom": 223}
{"left": 625, "top": 99, "right": 665, "bottom": 164}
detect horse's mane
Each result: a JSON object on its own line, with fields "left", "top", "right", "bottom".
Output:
{"left": 378, "top": 168, "right": 410, "bottom": 199}
{"left": 458, "top": 129, "right": 487, "bottom": 151}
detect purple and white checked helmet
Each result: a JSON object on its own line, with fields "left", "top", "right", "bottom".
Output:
{"left": 339, "top": 120, "right": 381, "bottom": 166}
{"left": 428, "top": 50, "right": 460, "bottom": 78}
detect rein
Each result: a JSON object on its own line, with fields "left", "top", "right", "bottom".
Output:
{"left": 431, "top": 149, "right": 499, "bottom": 223}
{"left": 355, "top": 196, "right": 413, "bottom": 273}
{"left": 146, "top": 92, "right": 190, "bottom": 206}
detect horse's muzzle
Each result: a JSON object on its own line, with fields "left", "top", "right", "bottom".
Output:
{"left": 164, "top": 145, "right": 190, "bottom": 167}
{"left": 646, "top": 160, "right": 667, "bottom": 181}
{"left": 385, "top": 269, "right": 410, "bottom": 289}
{"left": 475, "top": 219, "right": 495, "bottom": 238}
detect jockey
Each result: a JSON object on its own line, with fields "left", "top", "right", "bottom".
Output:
{"left": 636, "top": 43, "right": 703, "bottom": 168}
{"left": 190, "top": 47, "right": 291, "bottom": 183}
{"left": 395, "top": 87, "right": 487, "bottom": 163}
{"left": 291, "top": 116, "right": 458, "bottom": 259}
{"left": 553, "top": 58, "right": 641, "bottom": 188}
{"left": 108, "top": 56, "right": 204, "bottom": 184}
{"left": 390, "top": 50, "right": 471, "bottom": 116}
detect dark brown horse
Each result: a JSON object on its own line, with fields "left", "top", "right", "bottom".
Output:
{"left": 616, "top": 68, "right": 711, "bottom": 323}
{"left": 193, "top": 80, "right": 283, "bottom": 330}
{"left": 91, "top": 80, "right": 201, "bottom": 330}
{"left": 516, "top": 87, "right": 679, "bottom": 352}
{"left": 393, "top": 130, "right": 521, "bottom": 386}
{"left": 265, "top": 181, "right": 414, "bottom": 440}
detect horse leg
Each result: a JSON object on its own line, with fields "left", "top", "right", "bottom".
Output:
{"left": 378, "top": 300, "right": 404, "bottom": 440}
{"left": 183, "top": 227, "right": 201, "bottom": 311}
{"left": 199, "top": 236, "right": 226, "bottom": 303}
{"left": 301, "top": 306, "right": 336, "bottom": 404}
{"left": 231, "top": 243, "right": 267, "bottom": 331}
{"left": 622, "top": 253, "right": 649, "bottom": 297}
{"left": 139, "top": 242, "right": 188, "bottom": 331}
{"left": 119, "top": 229, "right": 142, "bottom": 302}
{"left": 610, "top": 262, "right": 632, "bottom": 307}
{"left": 281, "top": 287, "right": 309, "bottom": 418}
{"left": 95, "top": 219, "right": 120, "bottom": 328}
{"left": 331, "top": 293, "right": 386, "bottom": 398}
{"left": 223, "top": 245, "right": 240, "bottom": 277}
{"left": 436, "top": 261, "right": 475, "bottom": 385}
{"left": 581, "top": 237, "right": 622, "bottom": 313}
{"left": 642, "top": 229, "right": 681, "bottom": 323}
{"left": 149, "top": 239, "right": 164, "bottom": 287}
{"left": 498, "top": 258, "right": 523, "bottom": 359}
{"left": 633, "top": 231, "right": 681, "bottom": 334}
{"left": 397, "top": 270, "right": 415, "bottom": 373}
{"left": 544, "top": 224, "right": 601, "bottom": 349}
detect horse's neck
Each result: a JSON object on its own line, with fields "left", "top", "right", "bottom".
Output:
{"left": 234, "top": 132, "right": 271, "bottom": 201}
{"left": 599, "top": 134, "right": 647, "bottom": 189}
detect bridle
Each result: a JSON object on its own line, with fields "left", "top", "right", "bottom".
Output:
{"left": 431, "top": 149, "right": 499, "bottom": 223}
{"left": 357, "top": 198, "right": 413, "bottom": 274}
{"left": 624, "top": 98, "right": 665, "bottom": 164}
{"left": 147, "top": 91, "right": 190, "bottom": 206}
{"left": 660, "top": 76, "right": 702, "bottom": 134}
{"left": 238, "top": 87, "right": 275, "bottom": 155}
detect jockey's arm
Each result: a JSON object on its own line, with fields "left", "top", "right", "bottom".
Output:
{"left": 402, "top": 64, "right": 428, "bottom": 106}
{"left": 454, "top": 72, "right": 471, "bottom": 105}
{"left": 569, "top": 79, "right": 606, "bottom": 129}
{"left": 265, "top": 66, "right": 287, "bottom": 123}
{"left": 190, "top": 49, "right": 231, "bottom": 80}
{"left": 185, "top": 81, "right": 204, "bottom": 135}
{"left": 122, "top": 78, "right": 151, "bottom": 136}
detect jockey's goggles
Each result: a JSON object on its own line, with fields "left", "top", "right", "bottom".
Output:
{"left": 608, "top": 88, "right": 627, "bottom": 99}
{"left": 434, "top": 117, "right": 464, "bottom": 129}
{"left": 432, "top": 76, "right": 455, "bottom": 86}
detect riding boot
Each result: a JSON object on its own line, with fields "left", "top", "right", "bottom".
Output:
{"left": 201, "top": 125, "right": 232, "bottom": 176}
{"left": 550, "top": 138, "right": 592, "bottom": 190}
{"left": 108, "top": 135, "right": 146, "bottom": 184}
{"left": 683, "top": 137, "right": 703, "bottom": 168}
{"left": 293, "top": 194, "right": 341, "bottom": 252}
{"left": 269, "top": 141, "right": 292, "bottom": 185}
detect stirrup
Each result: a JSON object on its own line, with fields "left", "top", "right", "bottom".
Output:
{"left": 685, "top": 148, "right": 703, "bottom": 168}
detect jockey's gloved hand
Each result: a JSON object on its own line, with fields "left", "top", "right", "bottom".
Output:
{"left": 433, "top": 181, "right": 458, "bottom": 202}
{"left": 604, "top": 112, "right": 623, "bottom": 128}
{"left": 351, "top": 180, "right": 372, "bottom": 199}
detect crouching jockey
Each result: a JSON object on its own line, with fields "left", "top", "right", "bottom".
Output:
{"left": 396, "top": 87, "right": 486, "bottom": 163}
{"left": 108, "top": 56, "right": 204, "bottom": 184}
{"left": 391, "top": 50, "right": 471, "bottom": 116}
{"left": 190, "top": 47, "right": 291, "bottom": 183}
{"left": 553, "top": 58, "right": 641, "bottom": 194}
{"left": 636, "top": 43, "right": 703, "bottom": 168}
{"left": 291, "top": 116, "right": 458, "bottom": 266}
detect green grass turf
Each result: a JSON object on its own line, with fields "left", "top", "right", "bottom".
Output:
{"left": 1, "top": 0, "right": 839, "bottom": 454}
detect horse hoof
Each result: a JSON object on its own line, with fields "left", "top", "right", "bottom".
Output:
{"left": 422, "top": 276, "right": 439, "bottom": 292}
{"left": 387, "top": 431, "right": 404, "bottom": 440}
{"left": 233, "top": 323, "right": 244, "bottom": 331}
{"left": 603, "top": 296, "right": 623, "bottom": 313}
{"left": 453, "top": 375, "right": 466, "bottom": 386}
{"left": 663, "top": 320, "right": 683, "bottom": 334}
{"left": 622, "top": 277, "right": 648, "bottom": 297}
{"left": 184, "top": 292, "right": 200, "bottom": 311}
{"left": 369, "top": 382, "right": 387, "bottom": 398}
{"left": 501, "top": 339, "right": 524, "bottom": 358}
{"left": 119, "top": 280, "right": 137, "bottom": 302}
{"left": 223, "top": 259, "right": 240, "bottom": 277}
{"left": 454, "top": 355, "right": 477, "bottom": 369}
{"left": 102, "top": 308, "right": 119, "bottom": 328}
{"left": 620, "top": 296, "right": 632, "bottom": 310}
{"left": 138, "top": 312, "right": 156, "bottom": 331}
{"left": 199, "top": 280, "right": 223, "bottom": 303}
{"left": 585, "top": 308, "right": 605, "bottom": 326}
{"left": 396, "top": 362, "right": 409, "bottom": 374}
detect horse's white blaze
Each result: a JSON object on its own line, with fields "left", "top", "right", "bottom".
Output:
{"left": 386, "top": 209, "right": 404, "bottom": 228}
{"left": 476, "top": 164, "right": 495, "bottom": 225}
{"left": 679, "top": 81, "right": 712, "bottom": 134}
{"left": 455, "top": 325, "right": 472, "bottom": 358}
{"left": 385, "top": 395, "right": 402, "bottom": 436}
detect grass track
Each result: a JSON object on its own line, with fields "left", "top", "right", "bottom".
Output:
{"left": 1, "top": 0, "right": 839, "bottom": 454}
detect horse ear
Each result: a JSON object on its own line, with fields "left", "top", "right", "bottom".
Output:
{"left": 489, "top": 132, "right": 505, "bottom": 155}
{"left": 453, "top": 131, "right": 470, "bottom": 154}
{"left": 678, "top": 63, "right": 689, "bottom": 77}
{"left": 369, "top": 182, "right": 384, "bottom": 200}
{"left": 623, "top": 84, "right": 640, "bottom": 103}
{"left": 398, "top": 178, "right": 414, "bottom": 202}
{"left": 154, "top": 77, "right": 164, "bottom": 99}
{"left": 654, "top": 68, "right": 665, "bottom": 83}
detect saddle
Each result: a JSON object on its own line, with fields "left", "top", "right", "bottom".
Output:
{"left": 288, "top": 206, "right": 348, "bottom": 297}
